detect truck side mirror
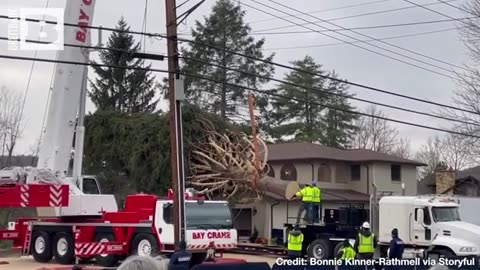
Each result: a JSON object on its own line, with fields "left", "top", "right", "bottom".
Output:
{"left": 416, "top": 208, "right": 424, "bottom": 225}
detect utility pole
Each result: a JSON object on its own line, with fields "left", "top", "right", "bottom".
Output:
{"left": 165, "top": 0, "right": 186, "bottom": 248}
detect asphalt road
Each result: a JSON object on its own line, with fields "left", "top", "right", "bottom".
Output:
{"left": 0, "top": 253, "right": 277, "bottom": 269}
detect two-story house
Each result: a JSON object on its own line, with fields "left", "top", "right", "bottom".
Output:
{"left": 232, "top": 142, "right": 426, "bottom": 240}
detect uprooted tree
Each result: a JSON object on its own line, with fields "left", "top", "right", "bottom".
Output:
{"left": 187, "top": 120, "right": 298, "bottom": 203}
{"left": 84, "top": 105, "right": 298, "bottom": 204}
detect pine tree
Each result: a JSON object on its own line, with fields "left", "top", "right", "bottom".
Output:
{"left": 89, "top": 18, "right": 159, "bottom": 113}
{"left": 323, "top": 71, "right": 358, "bottom": 148}
{"left": 269, "top": 55, "right": 357, "bottom": 147}
{"left": 269, "top": 56, "right": 328, "bottom": 142}
{"left": 181, "top": 0, "right": 274, "bottom": 121}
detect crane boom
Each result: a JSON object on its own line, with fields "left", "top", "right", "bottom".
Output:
{"left": 37, "top": 0, "right": 95, "bottom": 177}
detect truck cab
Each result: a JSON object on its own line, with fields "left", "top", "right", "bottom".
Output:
{"left": 379, "top": 196, "right": 480, "bottom": 258}
{"left": 155, "top": 199, "right": 238, "bottom": 255}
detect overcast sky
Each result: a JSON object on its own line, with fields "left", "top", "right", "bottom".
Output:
{"left": 0, "top": 0, "right": 472, "bottom": 155}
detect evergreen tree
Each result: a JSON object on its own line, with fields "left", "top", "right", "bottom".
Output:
{"left": 89, "top": 18, "right": 159, "bottom": 113}
{"left": 323, "top": 71, "right": 358, "bottom": 148}
{"left": 181, "top": 0, "right": 274, "bottom": 121}
{"left": 269, "top": 56, "right": 328, "bottom": 142}
{"left": 269, "top": 55, "right": 357, "bottom": 147}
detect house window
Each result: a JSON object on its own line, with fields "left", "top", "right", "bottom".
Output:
{"left": 317, "top": 164, "right": 331, "bottom": 182}
{"left": 280, "top": 163, "right": 297, "bottom": 181}
{"left": 350, "top": 165, "right": 361, "bottom": 181}
{"left": 263, "top": 163, "right": 275, "bottom": 177}
{"left": 391, "top": 165, "right": 401, "bottom": 181}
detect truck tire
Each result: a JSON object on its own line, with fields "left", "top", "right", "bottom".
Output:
{"left": 31, "top": 231, "right": 53, "bottom": 263}
{"left": 333, "top": 242, "right": 343, "bottom": 258}
{"left": 307, "top": 239, "right": 331, "bottom": 259}
{"left": 53, "top": 232, "right": 75, "bottom": 264}
{"left": 130, "top": 233, "right": 159, "bottom": 257}
{"left": 190, "top": 252, "right": 207, "bottom": 268}
{"left": 94, "top": 233, "right": 120, "bottom": 267}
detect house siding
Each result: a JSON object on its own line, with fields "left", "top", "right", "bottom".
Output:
{"left": 269, "top": 161, "right": 418, "bottom": 195}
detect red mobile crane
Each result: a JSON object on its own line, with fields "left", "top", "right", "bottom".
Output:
{"left": 0, "top": 0, "right": 237, "bottom": 267}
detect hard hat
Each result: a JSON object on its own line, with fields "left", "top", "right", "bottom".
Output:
{"left": 311, "top": 180, "right": 316, "bottom": 185}
{"left": 362, "top": 222, "right": 370, "bottom": 229}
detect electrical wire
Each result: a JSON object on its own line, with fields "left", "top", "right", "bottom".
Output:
{"left": 1, "top": 14, "right": 478, "bottom": 116}
{"left": 242, "top": 0, "right": 456, "bottom": 79}
{"left": 253, "top": 0, "right": 461, "bottom": 33}
{"left": 250, "top": 18, "right": 472, "bottom": 35}
{"left": 403, "top": 0, "right": 458, "bottom": 20}
{"left": 19, "top": 0, "right": 51, "bottom": 143}
{"left": 180, "top": 55, "right": 480, "bottom": 127}
{"left": 264, "top": 0, "right": 468, "bottom": 72}
{"left": 1, "top": 53, "right": 479, "bottom": 139}
{"left": 437, "top": 0, "right": 478, "bottom": 16}
{"left": 263, "top": 27, "right": 458, "bottom": 51}
{"left": 250, "top": 0, "right": 391, "bottom": 24}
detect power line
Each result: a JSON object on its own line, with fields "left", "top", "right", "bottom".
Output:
{"left": 263, "top": 27, "right": 458, "bottom": 51}
{"left": 265, "top": 0, "right": 468, "bottom": 72}
{"left": 174, "top": 36, "right": 479, "bottom": 116}
{"left": 243, "top": 0, "right": 456, "bottom": 79}
{"left": 250, "top": 0, "right": 391, "bottom": 24}
{"left": 251, "top": 17, "right": 473, "bottom": 36}
{"left": 253, "top": 0, "right": 461, "bottom": 33}
{"left": 181, "top": 55, "right": 480, "bottom": 127}
{"left": 3, "top": 36, "right": 474, "bottom": 126}
{"left": 403, "top": 0, "right": 458, "bottom": 20}
{"left": 437, "top": 0, "right": 477, "bottom": 16}
{"left": 2, "top": 14, "right": 478, "bottom": 116}
{"left": 1, "top": 53, "right": 478, "bottom": 138}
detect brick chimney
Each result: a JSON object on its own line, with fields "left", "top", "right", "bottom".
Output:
{"left": 435, "top": 162, "right": 455, "bottom": 195}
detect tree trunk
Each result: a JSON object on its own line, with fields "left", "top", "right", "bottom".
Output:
{"left": 257, "top": 176, "right": 299, "bottom": 200}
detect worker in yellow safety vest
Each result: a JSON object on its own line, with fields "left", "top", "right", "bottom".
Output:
{"left": 336, "top": 239, "right": 356, "bottom": 260}
{"left": 295, "top": 184, "right": 313, "bottom": 224}
{"left": 353, "top": 222, "right": 377, "bottom": 259}
{"left": 311, "top": 181, "right": 321, "bottom": 224}
{"left": 287, "top": 224, "right": 304, "bottom": 259}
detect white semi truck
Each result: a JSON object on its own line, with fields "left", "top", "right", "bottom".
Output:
{"left": 373, "top": 193, "right": 480, "bottom": 258}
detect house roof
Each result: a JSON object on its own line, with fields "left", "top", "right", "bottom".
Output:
{"left": 456, "top": 165, "right": 480, "bottom": 180}
{"left": 417, "top": 165, "right": 480, "bottom": 195}
{"left": 264, "top": 188, "right": 369, "bottom": 202}
{"left": 267, "top": 142, "right": 426, "bottom": 166}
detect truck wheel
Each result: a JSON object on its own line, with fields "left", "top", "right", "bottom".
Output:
{"left": 333, "top": 242, "right": 343, "bottom": 257}
{"left": 307, "top": 239, "right": 331, "bottom": 259}
{"left": 190, "top": 252, "right": 207, "bottom": 268}
{"left": 31, "top": 231, "right": 53, "bottom": 263}
{"left": 94, "top": 233, "right": 120, "bottom": 267}
{"left": 130, "top": 233, "right": 159, "bottom": 257}
{"left": 53, "top": 232, "right": 75, "bottom": 264}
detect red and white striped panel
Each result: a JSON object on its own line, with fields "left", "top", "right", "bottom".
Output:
{"left": 49, "top": 185, "right": 63, "bottom": 207}
{"left": 20, "top": 185, "right": 29, "bottom": 207}
{"left": 188, "top": 243, "right": 236, "bottom": 250}
{"left": 75, "top": 243, "right": 105, "bottom": 256}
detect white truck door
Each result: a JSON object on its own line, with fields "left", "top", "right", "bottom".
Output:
{"left": 412, "top": 207, "right": 433, "bottom": 245}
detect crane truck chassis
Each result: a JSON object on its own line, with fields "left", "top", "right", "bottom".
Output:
{"left": 0, "top": 186, "right": 238, "bottom": 267}
{"left": 245, "top": 192, "right": 480, "bottom": 260}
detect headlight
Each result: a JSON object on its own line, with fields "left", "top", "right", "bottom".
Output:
{"left": 459, "top": 247, "right": 477, "bottom": 252}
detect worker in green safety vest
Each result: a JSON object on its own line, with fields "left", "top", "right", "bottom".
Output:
{"left": 336, "top": 239, "right": 356, "bottom": 260}
{"left": 311, "top": 181, "right": 321, "bottom": 224}
{"left": 295, "top": 184, "right": 313, "bottom": 224}
{"left": 353, "top": 221, "right": 377, "bottom": 259}
{"left": 287, "top": 224, "right": 304, "bottom": 259}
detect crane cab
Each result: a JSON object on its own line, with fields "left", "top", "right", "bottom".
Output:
{"left": 80, "top": 175, "right": 102, "bottom": 195}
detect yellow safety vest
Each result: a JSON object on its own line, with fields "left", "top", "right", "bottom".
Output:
{"left": 357, "top": 233, "right": 375, "bottom": 253}
{"left": 287, "top": 233, "right": 304, "bottom": 251}
{"left": 295, "top": 186, "right": 313, "bottom": 202}
{"left": 311, "top": 187, "right": 321, "bottom": 203}
{"left": 340, "top": 246, "right": 356, "bottom": 259}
